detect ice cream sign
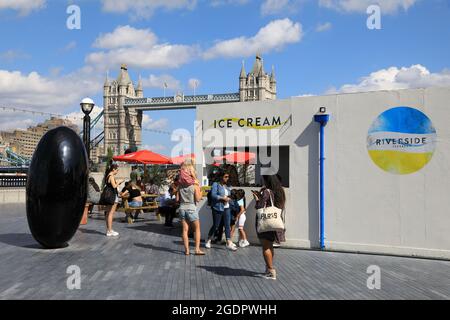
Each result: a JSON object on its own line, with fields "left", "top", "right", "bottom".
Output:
{"left": 211, "top": 116, "right": 291, "bottom": 130}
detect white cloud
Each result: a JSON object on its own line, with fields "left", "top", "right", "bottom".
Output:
{"left": 325, "top": 65, "right": 450, "bottom": 94}
{"left": 141, "top": 74, "right": 181, "bottom": 90}
{"left": 0, "top": 68, "right": 103, "bottom": 131}
{"left": 61, "top": 41, "right": 77, "bottom": 52}
{"left": 49, "top": 67, "right": 63, "bottom": 77}
{"left": 64, "top": 105, "right": 105, "bottom": 131}
{"left": 0, "top": 68, "right": 101, "bottom": 108}
{"left": 188, "top": 78, "right": 201, "bottom": 90}
{"left": 318, "top": 0, "right": 419, "bottom": 14}
{"left": 87, "top": 20, "right": 303, "bottom": 69}
{"left": 142, "top": 144, "right": 167, "bottom": 152}
{"left": 0, "top": 50, "right": 30, "bottom": 63}
{"left": 0, "top": 0, "right": 46, "bottom": 15}
{"left": 203, "top": 18, "right": 303, "bottom": 59}
{"left": 93, "top": 25, "right": 157, "bottom": 49}
{"left": 86, "top": 25, "right": 198, "bottom": 70}
{"left": 142, "top": 115, "right": 169, "bottom": 130}
{"left": 296, "top": 93, "right": 316, "bottom": 97}
{"left": 101, "top": 0, "right": 197, "bottom": 19}
{"left": 210, "top": 0, "right": 249, "bottom": 7}
{"left": 0, "top": 114, "right": 36, "bottom": 131}
{"left": 316, "top": 22, "right": 332, "bottom": 32}
{"left": 261, "top": 0, "right": 305, "bottom": 16}
{"left": 262, "top": 0, "right": 289, "bottom": 15}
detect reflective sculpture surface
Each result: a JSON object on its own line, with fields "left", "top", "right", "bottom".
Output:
{"left": 26, "top": 126, "right": 88, "bottom": 248}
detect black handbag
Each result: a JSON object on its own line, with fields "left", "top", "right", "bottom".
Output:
{"left": 100, "top": 185, "right": 116, "bottom": 205}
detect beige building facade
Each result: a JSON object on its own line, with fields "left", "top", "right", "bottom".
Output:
{"left": 103, "top": 64, "right": 143, "bottom": 156}
{"left": 0, "top": 117, "right": 78, "bottom": 159}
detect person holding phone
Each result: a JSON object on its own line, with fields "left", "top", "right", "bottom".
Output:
{"left": 103, "top": 164, "right": 125, "bottom": 237}
{"left": 205, "top": 171, "right": 237, "bottom": 251}
{"left": 253, "top": 175, "right": 286, "bottom": 280}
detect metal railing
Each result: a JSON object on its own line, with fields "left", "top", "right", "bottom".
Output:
{"left": 0, "top": 175, "right": 27, "bottom": 188}
{"left": 124, "top": 92, "right": 240, "bottom": 107}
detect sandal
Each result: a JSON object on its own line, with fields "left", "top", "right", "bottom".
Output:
{"left": 185, "top": 252, "right": 190, "bottom": 256}
{"left": 195, "top": 251, "right": 206, "bottom": 256}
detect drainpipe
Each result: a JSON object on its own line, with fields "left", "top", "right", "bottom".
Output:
{"left": 314, "top": 107, "right": 330, "bottom": 250}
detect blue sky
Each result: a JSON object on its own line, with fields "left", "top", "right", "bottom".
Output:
{"left": 0, "top": 0, "right": 449, "bottom": 155}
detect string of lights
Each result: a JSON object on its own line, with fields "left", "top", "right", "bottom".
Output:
{"left": 0, "top": 106, "right": 104, "bottom": 124}
{"left": 0, "top": 106, "right": 194, "bottom": 136}
{"left": 142, "top": 128, "right": 194, "bottom": 137}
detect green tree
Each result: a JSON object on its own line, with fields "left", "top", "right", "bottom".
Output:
{"left": 147, "top": 165, "right": 168, "bottom": 187}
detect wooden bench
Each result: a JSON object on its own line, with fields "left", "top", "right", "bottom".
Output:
{"left": 120, "top": 197, "right": 159, "bottom": 224}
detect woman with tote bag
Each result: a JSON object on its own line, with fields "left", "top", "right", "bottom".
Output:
{"left": 252, "top": 175, "right": 286, "bottom": 280}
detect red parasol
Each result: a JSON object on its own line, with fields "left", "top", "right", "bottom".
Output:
{"left": 113, "top": 150, "right": 172, "bottom": 165}
{"left": 213, "top": 151, "right": 256, "bottom": 164}
{"left": 170, "top": 153, "right": 196, "bottom": 165}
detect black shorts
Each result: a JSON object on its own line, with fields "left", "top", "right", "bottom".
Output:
{"left": 257, "top": 231, "right": 277, "bottom": 242}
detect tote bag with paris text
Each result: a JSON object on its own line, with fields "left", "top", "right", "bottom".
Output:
{"left": 256, "top": 191, "right": 285, "bottom": 233}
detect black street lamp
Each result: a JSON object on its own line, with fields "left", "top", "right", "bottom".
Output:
{"left": 80, "top": 98, "right": 95, "bottom": 160}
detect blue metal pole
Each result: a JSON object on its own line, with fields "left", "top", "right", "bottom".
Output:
{"left": 319, "top": 123, "right": 325, "bottom": 250}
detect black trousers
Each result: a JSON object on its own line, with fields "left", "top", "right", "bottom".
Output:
{"left": 159, "top": 206, "right": 176, "bottom": 226}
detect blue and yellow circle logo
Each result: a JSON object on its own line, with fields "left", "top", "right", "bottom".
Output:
{"left": 367, "top": 107, "right": 437, "bottom": 175}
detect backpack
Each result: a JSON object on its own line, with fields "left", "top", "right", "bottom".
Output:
{"left": 207, "top": 189, "right": 213, "bottom": 207}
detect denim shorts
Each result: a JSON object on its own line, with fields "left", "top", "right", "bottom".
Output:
{"left": 179, "top": 209, "right": 199, "bottom": 222}
{"left": 129, "top": 200, "right": 143, "bottom": 208}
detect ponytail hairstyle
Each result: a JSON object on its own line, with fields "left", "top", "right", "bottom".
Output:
{"left": 103, "top": 163, "right": 119, "bottom": 185}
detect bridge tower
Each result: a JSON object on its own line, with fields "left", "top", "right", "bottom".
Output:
{"left": 103, "top": 64, "right": 143, "bottom": 156}
{"left": 239, "top": 54, "right": 277, "bottom": 102}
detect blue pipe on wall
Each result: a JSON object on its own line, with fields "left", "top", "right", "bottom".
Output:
{"left": 319, "top": 123, "right": 325, "bottom": 249}
{"left": 314, "top": 113, "right": 330, "bottom": 250}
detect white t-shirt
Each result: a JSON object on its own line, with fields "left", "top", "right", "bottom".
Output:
{"left": 224, "top": 188, "right": 230, "bottom": 209}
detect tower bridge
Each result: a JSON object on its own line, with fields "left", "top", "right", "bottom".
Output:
{"left": 96, "top": 54, "right": 277, "bottom": 161}
{"left": 123, "top": 92, "right": 241, "bottom": 111}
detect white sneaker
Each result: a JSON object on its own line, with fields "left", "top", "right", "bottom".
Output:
{"left": 226, "top": 242, "right": 237, "bottom": 251}
{"left": 263, "top": 269, "right": 277, "bottom": 280}
{"left": 106, "top": 230, "right": 119, "bottom": 237}
{"left": 238, "top": 240, "right": 244, "bottom": 247}
{"left": 241, "top": 240, "right": 250, "bottom": 248}
{"left": 205, "top": 240, "right": 211, "bottom": 249}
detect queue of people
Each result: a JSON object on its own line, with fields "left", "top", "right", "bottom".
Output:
{"left": 90, "top": 161, "right": 286, "bottom": 280}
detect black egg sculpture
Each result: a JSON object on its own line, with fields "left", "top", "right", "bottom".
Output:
{"left": 26, "top": 126, "right": 88, "bottom": 249}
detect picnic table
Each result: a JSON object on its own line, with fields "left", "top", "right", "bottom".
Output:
{"left": 118, "top": 193, "right": 160, "bottom": 224}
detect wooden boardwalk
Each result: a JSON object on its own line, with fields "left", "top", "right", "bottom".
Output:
{"left": 0, "top": 204, "right": 449, "bottom": 300}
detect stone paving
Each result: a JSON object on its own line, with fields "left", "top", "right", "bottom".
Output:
{"left": 0, "top": 203, "right": 449, "bottom": 300}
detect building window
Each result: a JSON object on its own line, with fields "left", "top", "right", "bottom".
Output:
{"left": 204, "top": 146, "right": 289, "bottom": 188}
